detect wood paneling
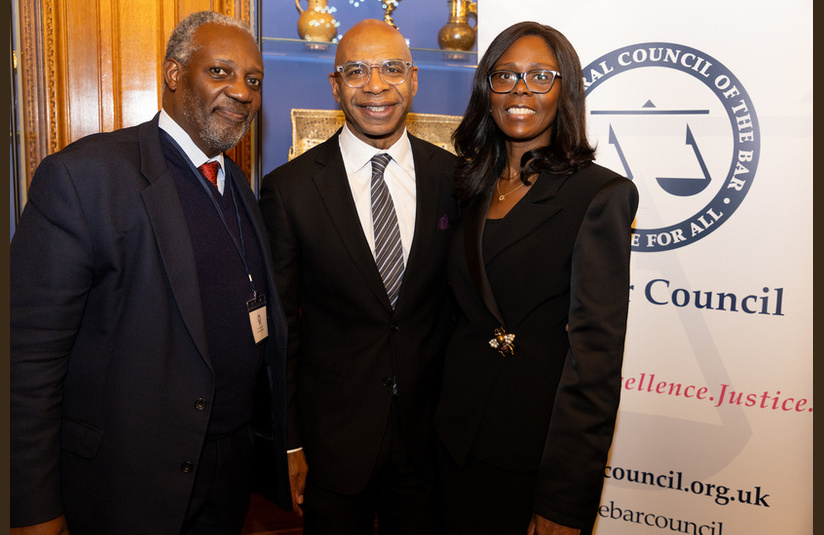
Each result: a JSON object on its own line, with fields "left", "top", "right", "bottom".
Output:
{"left": 18, "top": 0, "right": 255, "bottom": 187}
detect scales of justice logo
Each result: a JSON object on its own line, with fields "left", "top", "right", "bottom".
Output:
{"left": 583, "top": 43, "right": 760, "bottom": 252}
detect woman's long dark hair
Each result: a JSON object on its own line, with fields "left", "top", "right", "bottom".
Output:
{"left": 452, "top": 21, "right": 595, "bottom": 203}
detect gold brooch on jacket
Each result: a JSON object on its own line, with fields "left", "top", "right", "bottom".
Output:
{"left": 489, "top": 327, "right": 515, "bottom": 357}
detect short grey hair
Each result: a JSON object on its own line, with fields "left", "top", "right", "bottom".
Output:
{"left": 164, "top": 10, "right": 253, "bottom": 66}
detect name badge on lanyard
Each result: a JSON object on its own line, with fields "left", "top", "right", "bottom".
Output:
{"left": 247, "top": 293, "right": 269, "bottom": 344}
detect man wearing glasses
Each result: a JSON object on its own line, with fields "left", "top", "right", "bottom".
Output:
{"left": 259, "top": 18, "right": 459, "bottom": 534}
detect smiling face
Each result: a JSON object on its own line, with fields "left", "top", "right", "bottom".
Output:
{"left": 329, "top": 20, "right": 418, "bottom": 149}
{"left": 489, "top": 35, "right": 561, "bottom": 152}
{"left": 163, "top": 22, "right": 263, "bottom": 157}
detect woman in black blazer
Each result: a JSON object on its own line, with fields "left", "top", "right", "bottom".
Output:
{"left": 434, "top": 22, "right": 639, "bottom": 535}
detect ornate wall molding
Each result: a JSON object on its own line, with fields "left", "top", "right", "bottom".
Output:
{"left": 19, "top": 0, "right": 46, "bottom": 186}
{"left": 18, "top": 0, "right": 255, "bottom": 187}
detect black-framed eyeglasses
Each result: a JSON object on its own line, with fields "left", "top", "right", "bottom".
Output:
{"left": 335, "top": 60, "right": 414, "bottom": 88}
{"left": 487, "top": 69, "right": 561, "bottom": 94}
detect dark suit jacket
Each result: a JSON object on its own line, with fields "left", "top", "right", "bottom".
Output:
{"left": 259, "top": 131, "right": 459, "bottom": 494}
{"left": 10, "top": 115, "right": 291, "bottom": 531}
{"left": 434, "top": 163, "right": 639, "bottom": 530}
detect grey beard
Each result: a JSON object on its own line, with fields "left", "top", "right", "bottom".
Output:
{"left": 183, "top": 106, "right": 251, "bottom": 153}
{"left": 199, "top": 116, "right": 251, "bottom": 153}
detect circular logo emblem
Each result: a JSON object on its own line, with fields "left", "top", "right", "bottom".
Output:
{"left": 584, "top": 43, "right": 760, "bottom": 252}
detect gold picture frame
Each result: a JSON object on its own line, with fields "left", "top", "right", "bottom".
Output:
{"left": 289, "top": 108, "right": 463, "bottom": 160}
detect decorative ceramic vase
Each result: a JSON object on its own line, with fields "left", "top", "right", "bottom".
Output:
{"left": 437, "top": 0, "right": 477, "bottom": 51}
{"left": 296, "top": 0, "right": 338, "bottom": 42}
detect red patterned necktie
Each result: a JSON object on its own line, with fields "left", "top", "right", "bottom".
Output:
{"left": 198, "top": 161, "right": 220, "bottom": 189}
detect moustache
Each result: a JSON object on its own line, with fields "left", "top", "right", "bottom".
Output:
{"left": 213, "top": 100, "right": 252, "bottom": 122}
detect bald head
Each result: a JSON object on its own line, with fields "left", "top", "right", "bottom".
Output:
{"left": 335, "top": 19, "right": 412, "bottom": 66}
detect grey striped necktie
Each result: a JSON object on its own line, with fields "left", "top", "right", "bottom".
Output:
{"left": 370, "top": 153, "right": 404, "bottom": 309}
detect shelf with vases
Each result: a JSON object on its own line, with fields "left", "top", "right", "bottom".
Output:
{"left": 261, "top": 37, "right": 477, "bottom": 68}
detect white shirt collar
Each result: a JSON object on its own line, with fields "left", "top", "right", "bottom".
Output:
{"left": 158, "top": 109, "right": 225, "bottom": 174}
{"left": 339, "top": 122, "right": 415, "bottom": 175}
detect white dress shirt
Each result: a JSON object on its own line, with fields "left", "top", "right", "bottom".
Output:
{"left": 159, "top": 109, "right": 226, "bottom": 195}
{"left": 338, "top": 123, "right": 417, "bottom": 266}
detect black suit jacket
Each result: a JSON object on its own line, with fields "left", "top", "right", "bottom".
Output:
{"left": 10, "top": 115, "right": 291, "bottom": 531}
{"left": 259, "top": 131, "right": 459, "bottom": 494}
{"left": 434, "top": 163, "right": 638, "bottom": 530}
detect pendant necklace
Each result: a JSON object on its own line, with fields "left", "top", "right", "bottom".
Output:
{"left": 496, "top": 178, "right": 526, "bottom": 201}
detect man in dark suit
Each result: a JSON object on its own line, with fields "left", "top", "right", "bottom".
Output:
{"left": 258, "top": 19, "right": 459, "bottom": 534}
{"left": 10, "top": 11, "right": 290, "bottom": 534}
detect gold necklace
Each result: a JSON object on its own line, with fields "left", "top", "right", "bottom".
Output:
{"left": 496, "top": 178, "right": 526, "bottom": 201}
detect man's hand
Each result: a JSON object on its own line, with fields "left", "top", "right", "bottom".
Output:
{"left": 287, "top": 449, "right": 309, "bottom": 516}
{"left": 527, "top": 513, "right": 581, "bottom": 535}
{"left": 11, "top": 515, "right": 70, "bottom": 535}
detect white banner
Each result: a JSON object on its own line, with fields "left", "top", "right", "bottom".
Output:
{"left": 477, "top": 2, "right": 813, "bottom": 534}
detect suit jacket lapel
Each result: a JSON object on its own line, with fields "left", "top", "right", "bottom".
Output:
{"left": 463, "top": 187, "right": 507, "bottom": 327}
{"left": 482, "top": 171, "right": 569, "bottom": 264}
{"left": 395, "top": 135, "right": 439, "bottom": 311}
{"left": 310, "top": 133, "right": 393, "bottom": 310}
{"left": 139, "top": 116, "right": 211, "bottom": 368}
{"left": 463, "top": 170, "right": 570, "bottom": 326}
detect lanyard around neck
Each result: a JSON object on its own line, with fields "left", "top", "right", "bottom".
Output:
{"left": 166, "top": 134, "right": 258, "bottom": 298}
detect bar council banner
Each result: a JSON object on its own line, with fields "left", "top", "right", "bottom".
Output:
{"left": 476, "top": 1, "right": 813, "bottom": 534}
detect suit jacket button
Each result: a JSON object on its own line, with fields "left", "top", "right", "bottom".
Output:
{"left": 194, "top": 398, "right": 208, "bottom": 411}
{"left": 390, "top": 323, "right": 399, "bottom": 332}
{"left": 180, "top": 461, "right": 195, "bottom": 473}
